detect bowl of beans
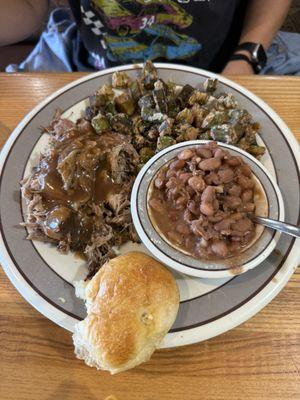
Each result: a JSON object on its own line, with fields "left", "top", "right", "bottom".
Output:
{"left": 131, "top": 141, "right": 284, "bottom": 278}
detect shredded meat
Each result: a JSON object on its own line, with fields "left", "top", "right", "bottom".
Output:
{"left": 21, "top": 112, "right": 139, "bottom": 278}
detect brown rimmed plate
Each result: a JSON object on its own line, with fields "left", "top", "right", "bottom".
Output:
{"left": 0, "top": 63, "right": 299, "bottom": 347}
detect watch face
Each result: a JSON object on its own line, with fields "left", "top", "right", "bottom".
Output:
{"left": 252, "top": 44, "right": 267, "bottom": 68}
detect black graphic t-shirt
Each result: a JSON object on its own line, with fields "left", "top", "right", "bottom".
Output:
{"left": 69, "top": 0, "right": 247, "bottom": 72}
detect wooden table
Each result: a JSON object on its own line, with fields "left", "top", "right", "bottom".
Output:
{"left": 0, "top": 74, "right": 299, "bottom": 400}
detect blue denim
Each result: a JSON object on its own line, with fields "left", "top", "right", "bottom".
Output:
{"left": 6, "top": 8, "right": 300, "bottom": 75}
{"left": 6, "top": 8, "right": 94, "bottom": 72}
{"left": 261, "top": 31, "right": 300, "bottom": 76}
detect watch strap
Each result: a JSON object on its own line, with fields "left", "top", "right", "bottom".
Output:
{"left": 235, "top": 42, "right": 267, "bottom": 73}
{"left": 229, "top": 53, "right": 256, "bottom": 73}
{"left": 236, "top": 42, "right": 260, "bottom": 53}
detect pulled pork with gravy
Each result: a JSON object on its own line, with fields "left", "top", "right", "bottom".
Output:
{"left": 21, "top": 112, "right": 139, "bottom": 278}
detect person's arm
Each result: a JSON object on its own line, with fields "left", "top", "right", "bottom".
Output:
{"left": 0, "top": 0, "right": 49, "bottom": 46}
{"left": 222, "top": 0, "right": 292, "bottom": 75}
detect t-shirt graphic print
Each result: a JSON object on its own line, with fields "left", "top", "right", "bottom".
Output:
{"left": 70, "top": 0, "right": 244, "bottom": 70}
{"left": 85, "top": 0, "right": 201, "bottom": 63}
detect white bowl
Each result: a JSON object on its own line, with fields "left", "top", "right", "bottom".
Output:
{"left": 131, "top": 140, "right": 285, "bottom": 278}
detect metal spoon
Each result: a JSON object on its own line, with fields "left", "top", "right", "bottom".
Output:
{"left": 252, "top": 216, "right": 300, "bottom": 238}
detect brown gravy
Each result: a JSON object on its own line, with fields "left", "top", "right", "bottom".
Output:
{"left": 30, "top": 129, "right": 129, "bottom": 250}
{"left": 36, "top": 155, "right": 118, "bottom": 209}
{"left": 36, "top": 133, "right": 124, "bottom": 209}
{"left": 94, "top": 164, "right": 121, "bottom": 203}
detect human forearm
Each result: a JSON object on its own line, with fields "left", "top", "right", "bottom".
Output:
{"left": 238, "top": 0, "right": 292, "bottom": 50}
{"left": 0, "top": 0, "right": 48, "bottom": 46}
{"left": 223, "top": 0, "right": 292, "bottom": 75}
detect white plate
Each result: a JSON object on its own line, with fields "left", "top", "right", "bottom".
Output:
{"left": 0, "top": 63, "right": 299, "bottom": 348}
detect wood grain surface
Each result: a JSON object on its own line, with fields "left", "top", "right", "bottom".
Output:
{"left": 0, "top": 73, "right": 299, "bottom": 400}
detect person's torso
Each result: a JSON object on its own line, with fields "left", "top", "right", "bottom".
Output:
{"left": 69, "top": 0, "right": 246, "bottom": 71}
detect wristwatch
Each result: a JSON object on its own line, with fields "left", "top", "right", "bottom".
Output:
{"left": 229, "top": 42, "right": 267, "bottom": 74}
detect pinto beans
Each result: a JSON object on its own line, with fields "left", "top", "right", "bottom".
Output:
{"left": 205, "top": 172, "right": 220, "bottom": 185}
{"left": 228, "top": 184, "right": 242, "bottom": 197}
{"left": 148, "top": 142, "right": 257, "bottom": 261}
{"left": 200, "top": 202, "right": 215, "bottom": 216}
{"left": 187, "top": 200, "right": 200, "bottom": 216}
{"left": 154, "top": 177, "right": 165, "bottom": 189}
{"left": 194, "top": 194, "right": 202, "bottom": 204}
{"left": 190, "top": 220, "right": 212, "bottom": 241}
{"left": 218, "top": 168, "right": 234, "bottom": 183}
{"left": 201, "top": 186, "right": 216, "bottom": 203}
{"left": 166, "top": 169, "right": 176, "bottom": 178}
{"left": 179, "top": 172, "right": 193, "bottom": 184}
{"left": 188, "top": 176, "right": 205, "bottom": 192}
{"left": 237, "top": 176, "right": 254, "bottom": 189}
{"left": 184, "top": 209, "right": 193, "bottom": 223}
{"left": 196, "top": 148, "right": 212, "bottom": 158}
{"left": 186, "top": 186, "right": 195, "bottom": 196}
{"left": 178, "top": 149, "right": 194, "bottom": 160}
{"left": 200, "top": 186, "right": 216, "bottom": 216}
{"left": 213, "top": 199, "right": 219, "bottom": 209}
{"left": 231, "top": 212, "right": 243, "bottom": 221}
{"left": 238, "top": 164, "right": 252, "bottom": 177}
{"left": 165, "top": 177, "right": 178, "bottom": 189}
{"left": 175, "top": 196, "right": 188, "bottom": 209}
{"left": 214, "top": 218, "right": 232, "bottom": 232}
{"left": 169, "top": 159, "right": 186, "bottom": 170}
{"left": 214, "top": 148, "right": 226, "bottom": 159}
{"left": 225, "top": 196, "right": 242, "bottom": 209}
{"left": 208, "top": 210, "right": 228, "bottom": 223}
{"left": 226, "top": 156, "right": 241, "bottom": 167}
{"left": 199, "top": 157, "right": 221, "bottom": 171}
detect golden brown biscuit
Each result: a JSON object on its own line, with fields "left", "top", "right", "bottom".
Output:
{"left": 73, "top": 251, "right": 179, "bottom": 374}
